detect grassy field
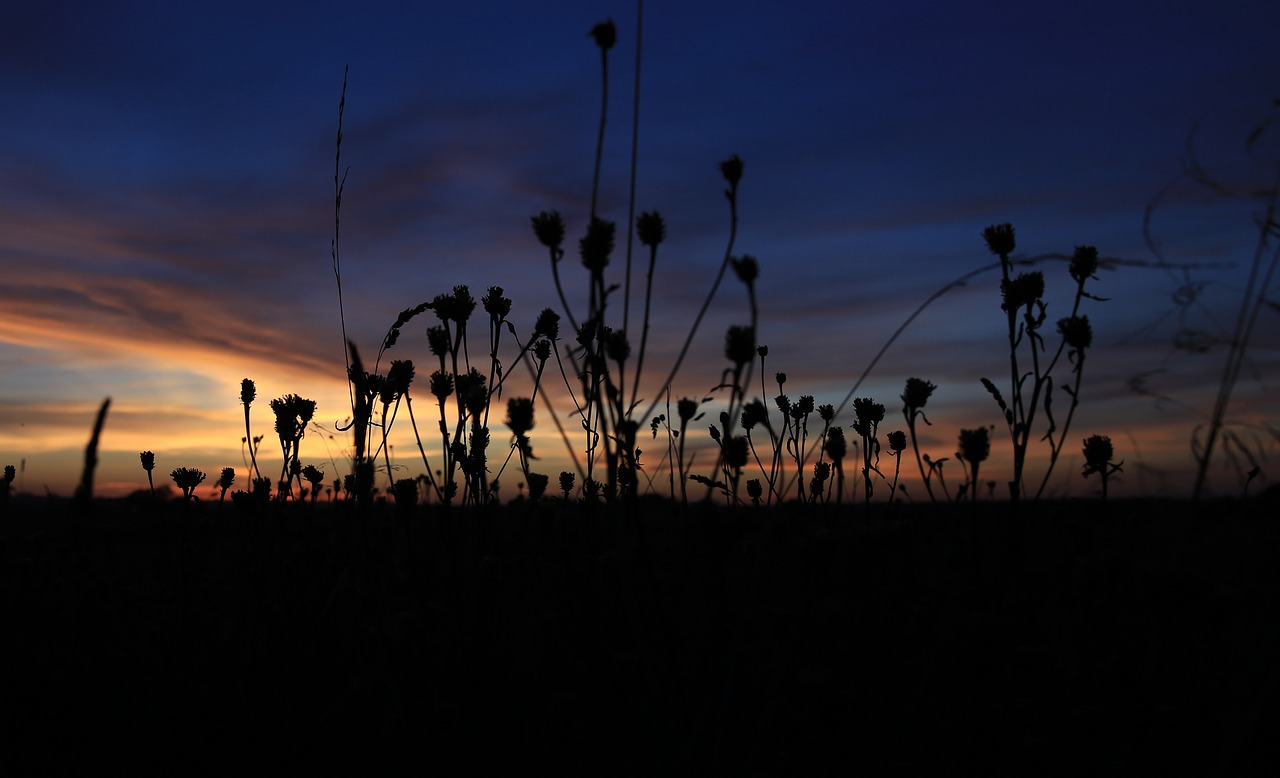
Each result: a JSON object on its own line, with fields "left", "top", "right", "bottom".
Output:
{"left": 2, "top": 494, "right": 1277, "bottom": 775}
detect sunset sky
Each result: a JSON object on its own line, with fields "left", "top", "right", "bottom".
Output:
{"left": 3, "top": 0, "right": 1278, "bottom": 500}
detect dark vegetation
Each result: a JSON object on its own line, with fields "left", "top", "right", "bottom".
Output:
{"left": 2, "top": 494, "right": 1280, "bottom": 775}
{"left": 2, "top": 7, "right": 1279, "bottom": 775}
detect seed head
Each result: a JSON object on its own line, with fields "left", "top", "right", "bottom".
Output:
{"left": 559, "top": 471, "right": 575, "bottom": 496}
{"left": 1081, "top": 434, "right": 1117, "bottom": 475}
{"left": 677, "top": 397, "right": 699, "bottom": 423}
{"left": 1070, "top": 245, "right": 1100, "bottom": 285}
{"left": 392, "top": 478, "right": 418, "bottom": 510}
{"left": 589, "top": 19, "right": 616, "bottom": 51}
{"left": 1001, "top": 271, "right": 1045, "bottom": 312}
{"left": 637, "top": 210, "right": 665, "bottom": 247}
{"left": 455, "top": 368, "right": 488, "bottom": 417}
{"left": 824, "top": 426, "right": 847, "bottom": 461}
{"left": 901, "top": 377, "right": 936, "bottom": 413}
{"left": 740, "top": 400, "right": 768, "bottom": 432}
{"left": 886, "top": 430, "right": 907, "bottom": 454}
{"left": 1057, "top": 315, "right": 1093, "bottom": 350}
{"left": 301, "top": 464, "right": 324, "bottom": 487}
{"left": 534, "top": 308, "right": 561, "bottom": 341}
{"left": 579, "top": 217, "right": 616, "bottom": 273}
{"left": 240, "top": 378, "right": 256, "bottom": 406}
{"left": 724, "top": 325, "right": 755, "bottom": 367}
{"left": 957, "top": 427, "right": 991, "bottom": 465}
{"left": 853, "top": 397, "right": 886, "bottom": 428}
{"left": 605, "top": 328, "right": 631, "bottom": 363}
{"left": 731, "top": 255, "right": 759, "bottom": 285}
{"left": 217, "top": 467, "right": 235, "bottom": 491}
{"left": 532, "top": 338, "right": 552, "bottom": 363}
{"left": 505, "top": 397, "right": 536, "bottom": 438}
{"left": 720, "top": 154, "right": 744, "bottom": 190}
{"left": 531, "top": 210, "right": 565, "bottom": 251}
{"left": 429, "top": 370, "right": 454, "bottom": 400}
{"left": 722, "top": 436, "right": 749, "bottom": 470}
{"left": 387, "top": 359, "right": 415, "bottom": 396}
{"left": 983, "top": 223, "right": 1016, "bottom": 257}
{"left": 170, "top": 467, "right": 207, "bottom": 493}
{"left": 527, "top": 472, "right": 549, "bottom": 501}
{"left": 482, "top": 286, "right": 512, "bottom": 320}
{"left": 139, "top": 451, "right": 156, "bottom": 473}
{"left": 426, "top": 325, "right": 450, "bottom": 357}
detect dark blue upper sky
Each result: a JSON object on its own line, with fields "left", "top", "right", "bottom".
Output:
{"left": 2, "top": 0, "right": 1278, "bottom": 496}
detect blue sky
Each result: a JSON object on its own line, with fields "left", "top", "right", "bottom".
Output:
{"left": 2, "top": 0, "right": 1278, "bottom": 498}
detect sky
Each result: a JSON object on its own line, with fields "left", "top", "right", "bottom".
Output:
{"left": 2, "top": 0, "right": 1279, "bottom": 500}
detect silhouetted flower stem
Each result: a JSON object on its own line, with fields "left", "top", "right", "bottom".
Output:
{"left": 642, "top": 155, "right": 742, "bottom": 426}
{"left": 621, "top": 4, "right": 645, "bottom": 355}
{"left": 901, "top": 378, "right": 939, "bottom": 505}
{"left": 241, "top": 379, "right": 261, "bottom": 482}
{"left": 588, "top": 19, "right": 615, "bottom": 220}
{"left": 139, "top": 450, "right": 155, "bottom": 498}
{"left": 1082, "top": 434, "right": 1124, "bottom": 499}
{"left": 75, "top": 398, "right": 110, "bottom": 512}
{"left": 1193, "top": 161, "right": 1280, "bottom": 498}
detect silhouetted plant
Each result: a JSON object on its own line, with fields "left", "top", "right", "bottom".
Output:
{"left": 980, "top": 225, "right": 1105, "bottom": 501}
{"left": 216, "top": 467, "right": 235, "bottom": 507}
{"left": 302, "top": 464, "right": 325, "bottom": 504}
{"left": 823, "top": 426, "right": 848, "bottom": 505}
{"left": 171, "top": 467, "right": 206, "bottom": 502}
{"left": 901, "top": 378, "right": 945, "bottom": 504}
{"left": 852, "top": 397, "right": 885, "bottom": 507}
{"left": 1, "top": 464, "right": 14, "bottom": 511}
{"left": 1081, "top": 434, "right": 1123, "bottom": 499}
{"left": 1145, "top": 101, "right": 1280, "bottom": 499}
{"left": 139, "top": 451, "right": 156, "bottom": 498}
{"left": 240, "top": 379, "right": 261, "bottom": 482}
{"left": 389, "top": 477, "right": 416, "bottom": 512}
{"left": 886, "top": 430, "right": 907, "bottom": 506}
{"left": 956, "top": 427, "right": 991, "bottom": 502}
{"left": 269, "top": 394, "right": 316, "bottom": 501}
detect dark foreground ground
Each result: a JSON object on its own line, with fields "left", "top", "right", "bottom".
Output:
{"left": 1, "top": 493, "right": 1278, "bottom": 776}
